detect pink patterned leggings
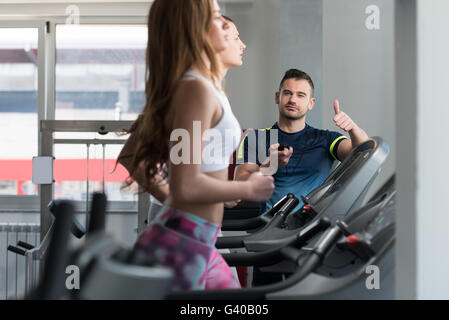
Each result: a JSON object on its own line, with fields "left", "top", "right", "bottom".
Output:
{"left": 134, "top": 206, "right": 241, "bottom": 292}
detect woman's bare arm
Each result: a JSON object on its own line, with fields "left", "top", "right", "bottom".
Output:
{"left": 117, "top": 130, "right": 169, "bottom": 203}
{"left": 169, "top": 79, "right": 274, "bottom": 204}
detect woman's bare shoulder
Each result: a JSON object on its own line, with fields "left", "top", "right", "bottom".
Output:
{"left": 172, "top": 77, "right": 217, "bottom": 113}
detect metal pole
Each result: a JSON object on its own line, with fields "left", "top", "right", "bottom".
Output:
{"left": 39, "top": 129, "right": 53, "bottom": 255}
{"left": 137, "top": 187, "right": 150, "bottom": 236}
{"left": 24, "top": 251, "right": 34, "bottom": 297}
{"left": 15, "top": 231, "right": 18, "bottom": 299}
{"left": 34, "top": 232, "right": 38, "bottom": 290}
{"left": 6, "top": 226, "right": 9, "bottom": 300}
{"left": 102, "top": 144, "right": 106, "bottom": 192}
{"left": 25, "top": 228, "right": 29, "bottom": 297}
{"left": 86, "top": 144, "right": 90, "bottom": 229}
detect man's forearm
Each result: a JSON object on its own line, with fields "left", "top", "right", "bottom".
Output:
{"left": 349, "top": 124, "right": 369, "bottom": 148}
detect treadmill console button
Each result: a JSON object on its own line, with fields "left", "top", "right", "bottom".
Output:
{"left": 346, "top": 235, "right": 359, "bottom": 248}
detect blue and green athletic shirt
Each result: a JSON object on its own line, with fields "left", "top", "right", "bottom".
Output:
{"left": 237, "top": 122, "right": 348, "bottom": 213}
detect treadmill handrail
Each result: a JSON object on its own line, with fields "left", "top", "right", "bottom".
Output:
{"left": 169, "top": 173, "right": 396, "bottom": 300}
{"left": 222, "top": 218, "right": 331, "bottom": 267}
{"left": 221, "top": 193, "right": 292, "bottom": 231}
{"left": 216, "top": 137, "right": 389, "bottom": 253}
{"left": 216, "top": 196, "right": 298, "bottom": 249}
{"left": 168, "top": 224, "right": 343, "bottom": 300}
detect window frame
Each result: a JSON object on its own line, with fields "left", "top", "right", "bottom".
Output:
{"left": 0, "top": 7, "right": 148, "bottom": 212}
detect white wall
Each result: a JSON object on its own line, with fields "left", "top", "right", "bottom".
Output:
{"left": 225, "top": 0, "right": 396, "bottom": 198}
{"left": 414, "top": 0, "right": 449, "bottom": 299}
{"left": 280, "top": 0, "right": 323, "bottom": 128}
{"left": 223, "top": 0, "right": 280, "bottom": 130}
{"left": 224, "top": 0, "right": 323, "bottom": 129}
{"left": 0, "top": 0, "right": 397, "bottom": 201}
{"left": 323, "top": 0, "right": 395, "bottom": 198}
{"left": 396, "top": 0, "right": 449, "bottom": 299}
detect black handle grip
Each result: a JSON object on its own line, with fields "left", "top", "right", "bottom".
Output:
{"left": 221, "top": 216, "right": 265, "bottom": 231}
{"left": 88, "top": 192, "right": 107, "bottom": 235}
{"left": 223, "top": 247, "right": 284, "bottom": 267}
{"left": 38, "top": 201, "right": 75, "bottom": 300}
{"left": 71, "top": 218, "right": 86, "bottom": 239}
{"left": 48, "top": 199, "right": 86, "bottom": 239}
{"left": 278, "top": 197, "right": 300, "bottom": 217}
{"left": 253, "top": 194, "right": 298, "bottom": 232}
{"left": 215, "top": 235, "right": 245, "bottom": 249}
{"left": 17, "top": 241, "right": 35, "bottom": 250}
{"left": 48, "top": 200, "right": 59, "bottom": 216}
{"left": 7, "top": 245, "right": 26, "bottom": 256}
{"left": 295, "top": 218, "right": 331, "bottom": 243}
{"left": 223, "top": 202, "right": 261, "bottom": 220}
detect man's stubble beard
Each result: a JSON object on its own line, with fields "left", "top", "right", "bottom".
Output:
{"left": 279, "top": 105, "right": 306, "bottom": 121}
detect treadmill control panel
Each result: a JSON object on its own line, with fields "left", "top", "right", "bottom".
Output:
{"left": 338, "top": 195, "right": 395, "bottom": 261}
{"left": 364, "top": 197, "right": 395, "bottom": 238}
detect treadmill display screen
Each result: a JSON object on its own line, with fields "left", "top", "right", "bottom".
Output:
{"left": 365, "top": 198, "right": 395, "bottom": 237}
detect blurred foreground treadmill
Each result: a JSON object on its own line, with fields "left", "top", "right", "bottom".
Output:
{"left": 30, "top": 193, "right": 174, "bottom": 300}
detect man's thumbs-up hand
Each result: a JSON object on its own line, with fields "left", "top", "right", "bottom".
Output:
{"left": 333, "top": 99, "right": 355, "bottom": 132}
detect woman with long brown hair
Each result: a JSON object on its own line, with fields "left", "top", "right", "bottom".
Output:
{"left": 126, "top": 0, "right": 274, "bottom": 291}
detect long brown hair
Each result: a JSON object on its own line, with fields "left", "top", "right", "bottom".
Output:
{"left": 119, "top": 0, "right": 222, "bottom": 192}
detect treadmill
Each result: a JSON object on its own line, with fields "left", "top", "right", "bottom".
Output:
{"left": 30, "top": 193, "right": 174, "bottom": 300}
{"left": 167, "top": 174, "right": 396, "bottom": 300}
{"left": 269, "top": 174, "right": 395, "bottom": 299}
{"left": 216, "top": 137, "right": 390, "bottom": 252}
{"left": 69, "top": 193, "right": 174, "bottom": 300}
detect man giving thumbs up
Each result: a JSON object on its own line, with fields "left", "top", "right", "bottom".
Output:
{"left": 236, "top": 69, "right": 370, "bottom": 215}
{"left": 332, "top": 99, "right": 369, "bottom": 160}
{"left": 235, "top": 69, "right": 370, "bottom": 286}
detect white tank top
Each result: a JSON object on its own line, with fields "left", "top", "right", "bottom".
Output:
{"left": 183, "top": 70, "right": 242, "bottom": 173}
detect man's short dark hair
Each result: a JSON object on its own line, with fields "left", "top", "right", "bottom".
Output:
{"left": 279, "top": 69, "right": 315, "bottom": 97}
